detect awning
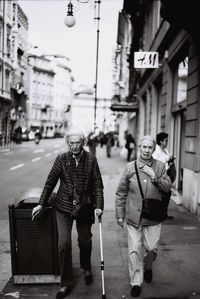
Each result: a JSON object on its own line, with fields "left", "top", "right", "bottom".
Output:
{"left": 110, "top": 102, "right": 138, "bottom": 112}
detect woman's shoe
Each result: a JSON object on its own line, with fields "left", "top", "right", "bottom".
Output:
{"left": 131, "top": 285, "right": 141, "bottom": 297}
{"left": 144, "top": 269, "right": 153, "bottom": 283}
{"left": 56, "top": 286, "right": 72, "bottom": 298}
{"left": 84, "top": 271, "right": 93, "bottom": 285}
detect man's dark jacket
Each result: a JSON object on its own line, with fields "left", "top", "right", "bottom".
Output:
{"left": 39, "top": 149, "right": 104, "bottom": 215}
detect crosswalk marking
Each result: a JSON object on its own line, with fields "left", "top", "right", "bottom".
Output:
{"left": 4, "top": 152, "right": 12, "bottom": 156}
{"left": 0, "top": 149, "right": 10, "bottom": 153}
{"left": 33, "top": 149, "right": 45, "bottom": 154}
{"left": 32, "top": 157, "right": 41, "bottom": 163}
{"left": 10, "top": 164, "right": 24, "bottom": 171}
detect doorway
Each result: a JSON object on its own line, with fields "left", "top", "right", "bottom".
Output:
{"left": 173, "top": 110, "right": 186, "bottom": 193}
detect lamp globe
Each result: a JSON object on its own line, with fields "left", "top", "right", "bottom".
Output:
{"left": 64, "top": 15, "right": 76, "bottom": 27}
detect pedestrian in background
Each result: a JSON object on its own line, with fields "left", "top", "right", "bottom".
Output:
{"left": 87, "top": 131, "right": 97, "bottom": 156}
{"left": 125, "top": 133, "right": 136, "bottom": 162}
{"left": 115, "top": 135, "right": 172, "bottom": 297}
{"left": 106, "top": 131, "right": 114, "bottom": 158}
{"left": 153, "top": 132, "right": 176, "bottom": 219}
{"left": 32, "top": 128, "right": 104, "bottom": 298}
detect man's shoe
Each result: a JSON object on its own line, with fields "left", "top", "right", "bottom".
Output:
{"left": 131, "top": 286, "right": 141, "bottom": 297}
{"left": 84, "top": 271, "right": 93, "bottom": 285}
{"left": 56, "top": 286, "right": 72, "bottom": 298}
{"left": 144, "top": 269, "right": 152, "bottom": 283}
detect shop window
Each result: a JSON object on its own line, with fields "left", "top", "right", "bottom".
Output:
{"left": 174, "top": 57, "right": 188, "bottom": 104}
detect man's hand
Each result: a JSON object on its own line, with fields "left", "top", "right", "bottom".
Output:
{"left": 140, "top": 165, "right": 156, "bottom": 180}
{"left": 32, "top": 204, "right": 42, "bottom": 219}
{"left": 117, "top": 218, "right": 124, "bottom": 228}
{"left": 95, "top": 209, "right": 103, "bottom": 217}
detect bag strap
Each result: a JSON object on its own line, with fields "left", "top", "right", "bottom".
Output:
{"left": 134, "top": 161, "right": 144, "bottom": 199}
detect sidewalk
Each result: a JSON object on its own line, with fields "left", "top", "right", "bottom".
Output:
{"left": 1, "top": 146, "right": 200, "bottom": 298}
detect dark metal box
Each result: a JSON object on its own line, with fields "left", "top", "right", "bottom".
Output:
{"left": 8, "top": 188, "right": 59, "bottom": 284}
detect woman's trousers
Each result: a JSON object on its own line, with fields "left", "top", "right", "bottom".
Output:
{"left": 127, "top": 223, "right": 161, "bottom": 287}
{"left": 56, "top": 210, "right": 92, "bottom": 287}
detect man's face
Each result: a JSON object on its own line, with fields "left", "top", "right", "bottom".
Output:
{"left": 140, "top": 139, "right": 155, "bottom": 160}
{"left": 67, "top": 135, "right": 84, "bottom": 155}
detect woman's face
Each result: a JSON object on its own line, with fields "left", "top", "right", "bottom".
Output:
{"left": 139, "top": 139, "right": 155, "bottom": 160}
{"left": 160, "top": 137, "right": 168, "bottom": 149}
{"left": 67, "top": 135, "right": 84, "bottom": 155}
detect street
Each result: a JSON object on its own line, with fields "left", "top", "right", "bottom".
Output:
{"left": 0, "top": 139, "right": 67, "bottom": 220}
{"left": 0, "top": 139, "right": 126, "bottom": 219}
{"left": 1, "top": 141, "right": 200, "bottom": 298}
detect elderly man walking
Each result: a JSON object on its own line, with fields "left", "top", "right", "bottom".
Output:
{"left": 32, "top": 128, "right": 104, "bottom": 298}
{"left": 115, "top": 135, "right": 172, "bottom": 297}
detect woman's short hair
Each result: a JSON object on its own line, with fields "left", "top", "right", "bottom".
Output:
{"left": 156, "top": 132, "right": 168, "bottom": 145}
{"left": 139, "top": 135, "right": 156, "bottom": 150}
{"left": 65, "top": 127, "right": 86, "bottom": 142}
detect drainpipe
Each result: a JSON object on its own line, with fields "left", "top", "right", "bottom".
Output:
{"left": 2, "top": 0, "right": 5, "bottom": 95}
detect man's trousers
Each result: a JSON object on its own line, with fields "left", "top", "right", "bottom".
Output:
{"left": 56, "top": 210, "right": 93, "bottom": 287}
{"left": 127, "top": 223, "right": 161, "bottom": 287}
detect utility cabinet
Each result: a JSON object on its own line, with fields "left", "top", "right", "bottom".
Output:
{"left": 9, "top": 188, "right": 59, "bottom": 284}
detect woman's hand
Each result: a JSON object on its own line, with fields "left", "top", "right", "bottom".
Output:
{"left": 140, "top": 165, "right": 156, "bottom": 180}
{"left": 32, "top": 204, "right": 43, "bottom": 220}
{"left": 117, "top": 218, "right": 124, "bottom": 228}
{"left": 95, "top": 209, "right": 103, "bottom": 217}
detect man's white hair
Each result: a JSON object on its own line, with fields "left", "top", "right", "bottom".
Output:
{"left": 65, "top": 127, "right": 86, "bottom": 141}
{"left": 139, "top": 135, "right": 156, "bottom": 149}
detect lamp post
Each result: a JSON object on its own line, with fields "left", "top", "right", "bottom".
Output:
{"left": 94, "top": 0, "right": 101, "bottom": 131}
{"left": 64, "top": 0, "right": 101, "bottom": 131}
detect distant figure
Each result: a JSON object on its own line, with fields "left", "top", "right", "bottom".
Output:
{"left": 153, "top": 132, "right": 176, "bottom": 219}
{"left": 106, "top": 132, "right": 114, "bottom": 158}
{"left": 87, "top": 132, "right": 97, "bottom": 156}
{"left": 98, "top": 131, "right": 106, "bottom": 148}
{"left": 125, "top": 133, "right": 136, "bottom": 161}
{"left": 34, "top": 129, "right": 42, "bottom": 144}
{"left": 14, "top": 126, "right": 22, "bottom": 144}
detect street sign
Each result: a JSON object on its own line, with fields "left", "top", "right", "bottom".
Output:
{"left": 134, "top": 52, "right": 159, "bottom": 68}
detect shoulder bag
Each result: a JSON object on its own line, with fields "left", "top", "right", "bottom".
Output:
{"left": 134, "top": 161, "right": 167, "bottom": 222}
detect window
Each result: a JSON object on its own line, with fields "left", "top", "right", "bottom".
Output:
{"left": 5, "top": 69, "right": 10, "bottom": 92}
{"left": 0, "top": 65, "right": 2, "bottom": 90}
{"left": 0, "top": 22, "right": 3, "bottom": 55}
{"left": 6, "top": 26, "right": 11, "bottom": 57}
{"left": 177, "top": 57, "right": 188, "bottom": 103}
{"left": 172, "top": 56, "right": 188, "bottom": 104}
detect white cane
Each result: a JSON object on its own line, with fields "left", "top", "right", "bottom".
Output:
{"left": 98, "top": 215, "right": 106, "bottom": 299}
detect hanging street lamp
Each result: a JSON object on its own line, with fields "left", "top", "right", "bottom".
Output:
{"left": 64, "top": 0, "right": 101, "bottom": 131}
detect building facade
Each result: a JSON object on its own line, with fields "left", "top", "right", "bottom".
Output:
{"left": 26, "top": 54, "right": 73, "bottom": 138}
{"left": 111, "top": 9, "right": 138, "bottom": 147}
{"left": 0, "top": 0, "right": 28, "bottom": 145}
{"left": 113, "top": 0, "right": 200, "bottom": 214}
{"left": 71, "top": 89, "right": 112, "bottom": 135}
{"left": 10, "top": 2, "right": 28, "bottom": 143}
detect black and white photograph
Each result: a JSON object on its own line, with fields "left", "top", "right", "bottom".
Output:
{"left": 0, "top": 1, "right": 200, "bottom": 298}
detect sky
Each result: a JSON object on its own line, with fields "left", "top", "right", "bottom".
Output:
{"left": 18, "top": 0, "right": 123, "bottom": 99}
